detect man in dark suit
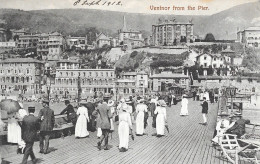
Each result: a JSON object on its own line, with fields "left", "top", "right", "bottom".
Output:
{"left": 60, "top": 100, "right": 76, "bottom": 125}
{"left": 92, "top": 98, "right": 112, "bottom": 150}
{"left": 38, "top": 99, "right": 55, "bottom": 154}
{"left": 21, "top": 106, "right": 39, "bottom": 164}
{"left": 201, "top": 97, "right": 208, "bottom": 125}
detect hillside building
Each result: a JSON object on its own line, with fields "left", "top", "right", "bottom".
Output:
{"left": 47, "top": 32, "right": 66, "bottom": 60}
{"left": 118, "top": 16, "right": 144, "bottom": 49}
{"left": 0, "top": 58, "right": 45, "bottom": 94}
{"left": 37, "top": 33, "right": 49, "bottom": 59}
{"left": 66, "top": 36, "right": 87, "bottom": 50}
{"left": 151, "top": 19, "right": 194, "bottom": 46}
{"left": 17, "top": 34, "right": 38, "bottom": 48}
{"left": 237, "top": 26, "right": 260, "bottom": 48}
{"left": 96, "top": 33, "right": 111, "bottom": 48}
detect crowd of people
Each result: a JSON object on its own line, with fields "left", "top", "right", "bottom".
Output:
{"left": 4, "top": 90, "right": 239, "bottom": 164}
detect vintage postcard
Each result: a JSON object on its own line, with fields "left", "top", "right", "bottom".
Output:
{"left": 0, "top": 0, "right": 260, "bottom": 163}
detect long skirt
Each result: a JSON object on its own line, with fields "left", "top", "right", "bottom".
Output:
{"left": 136, "top": 111, "right": 144, "bottom": 135}
{"left": 97, "top": 128, "right": 102, "bottom": 137}
{"left": 75, "top": 115, "right": 89, "bottom": 138}
{"left": 156, "top": 114, "right": 165, "bottom": 135}
{"left": 118, "top": 121, "right": 130, "bottom": 149}
{"left": 8, "top": 118, "right": 22, "bottom": 144}
{"left": 180, "top": 105, "right": 188, "bottom": 116}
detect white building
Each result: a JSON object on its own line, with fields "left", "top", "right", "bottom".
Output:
{"left": 66, "top": 36, "right": 87, "bottom": 50}
{"left": 96, "top": 33, "right": 111, "bottom": 48}
{"left": 196, "top": 53, "right": 229, "bottom": 68}
{"left": 237, "top": 26, "right": 260, "bottom": 48}
{"left": 0, "top": 41, "right": 16, "bottom": 48}
{"left": 150, "top": 72, "right": 189, "bottom": 92}
{"left": 48, "top": 32, "right": 66, "bottom": 60}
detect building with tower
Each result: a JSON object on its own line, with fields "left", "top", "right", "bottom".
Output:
{"left": 118, "top": 16, "right": 144, "bottom": 49}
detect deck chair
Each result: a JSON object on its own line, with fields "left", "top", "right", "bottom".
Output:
{"left": 219, "top": 134, "right": 259, "bottom": 164}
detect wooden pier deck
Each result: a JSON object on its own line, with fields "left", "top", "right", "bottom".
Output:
{"left": 0, "top": 100, "right": 251, "bottom": 164}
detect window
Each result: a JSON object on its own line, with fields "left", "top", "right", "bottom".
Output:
{"left": 214, "top": 58, "right": 216, "bottom": 61}
{"left": 204, "top": 63, "right": 207, "bottom": 67}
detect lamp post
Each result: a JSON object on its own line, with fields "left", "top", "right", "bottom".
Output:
{"left": 115, "top": 81, "right": 119, "bottom": 109}
{"left": 226, "top": 86, "right": 237, "bottom": 113}
{"left": 77, "top": 75, "right": 82, "bottom": 106}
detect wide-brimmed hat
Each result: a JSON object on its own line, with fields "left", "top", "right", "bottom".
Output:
{"left": 108, "top": 100, "right": 114, "bottom": 107}
{"left": 79, "top": 100, "right": 88, "bottom": 104}
{"left": 125, "top": 98, "right": 131, "bottom": 104}
{"left": 138, "top": 99, "right": 145, "bottom": 103}
{"left": 120, "top": 98, "right": 125, "bottom": 103}
{"left": 95, "top": 98, "right": 103, "bottom": 104}
{"left": 42, "top": 98, "right": 49, "bottom": 103}
{"left": 158, "top": 100, "right": 167, "bottom": 107}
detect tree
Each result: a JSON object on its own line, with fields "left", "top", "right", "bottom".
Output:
{"left": 134, "top": 62, "right": 139, "bottom": 69}
{"left": 204, "top": 33, "right": 215, "bottom": 42}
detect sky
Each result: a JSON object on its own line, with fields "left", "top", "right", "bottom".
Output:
{"left": 0, "top": 0, "right": 258, "bottom": 15}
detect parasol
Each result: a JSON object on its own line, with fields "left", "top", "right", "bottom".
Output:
{"left": 0, "top": 99, "right": 21, "bottom": 114}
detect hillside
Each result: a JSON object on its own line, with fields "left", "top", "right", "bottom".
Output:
{"left": 0, "top": 1, "right": 259, "bottom": 39}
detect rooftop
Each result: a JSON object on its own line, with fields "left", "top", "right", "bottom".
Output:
{"left": 245, "top": 26, "right": 260, "bottom": 31}
{"left": 123, "top": 72, "right": 137, "bottom": 76}
{"left": 0, "top": 58, "right": 44, "bottom": 63}
{"left": 150, "top": 72, "right": 189, "bottom": 79}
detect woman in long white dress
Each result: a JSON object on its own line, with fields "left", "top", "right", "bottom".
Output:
{"left": 108, "top": 100, "right": 115, "bottom": 132}
{"left": 118, "top": 106, "right": 133, "bottom": 152}
{"left": 7, "top": 112, "right": 22, "bottom": 144}
{"left": 180, "top": 95, "right": 189, "bottom": 116}
{"left": 75, "top": 103, "right": 90, "bottom": 138}
{"left": 135, "top": 99, "right": 148, "bottom": 136}
{"left": 17, "top": 102, "right": 27, "bottom": 152}
{"left": 154, "top": 100, "right": 167, "bottom": 137}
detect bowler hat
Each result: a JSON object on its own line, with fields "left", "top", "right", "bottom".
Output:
{"left": 28, "top": 106, "right": 35, "bottom": 113}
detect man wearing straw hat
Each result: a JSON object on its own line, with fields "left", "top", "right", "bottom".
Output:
{"left": 226, "top": 113, "right": 250, "bottom": 138}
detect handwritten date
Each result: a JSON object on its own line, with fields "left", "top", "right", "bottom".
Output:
{"left": 74, "top": 0, "right": 123, "bottom": 6}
